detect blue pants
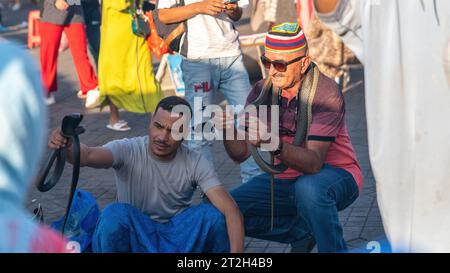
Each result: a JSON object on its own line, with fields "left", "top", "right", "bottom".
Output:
{"left": 182, "top": 55, "right": 263, "bottom": 183}
{"left": 230, "top": 165, "right": 359, "bottom": 253}
{"left": 82, "top": 0, "right": 101, "bottom": 64}
{"left": 92, "top": 203, "right": 230, "bottom": 253}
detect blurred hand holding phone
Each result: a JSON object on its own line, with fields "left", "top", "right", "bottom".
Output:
{"left": 224, "top": 0, "right": 238, "bottom": 11}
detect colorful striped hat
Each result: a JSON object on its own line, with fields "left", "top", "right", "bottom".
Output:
{"left": 265, "top": 22, "right": 307, "bottom": 54}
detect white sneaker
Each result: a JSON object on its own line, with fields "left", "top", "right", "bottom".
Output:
{"left": 77, "top": 90, "right": 87, "bottom": 99}
{"left": 85, "top": 87, "right": 100, "bottom": 109}
{"left": 45, "top": 93, "right": 56, "bottom": 105}
{"left": 10, "top": 2, "right": 21, "bottom": 11}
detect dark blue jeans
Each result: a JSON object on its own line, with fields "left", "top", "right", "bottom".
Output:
{"left": 230, "top": 164, "right": 359, "bottom": 253}
{"left": 82, "top": 0, "right": 101, "bottom": 64}
{"left": 92, "top": 203, "right": 230, "bottom": 253}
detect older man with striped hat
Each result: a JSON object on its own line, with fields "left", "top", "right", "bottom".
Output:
{"left": 218, "top": 22, "right": 363, "bottom": 253}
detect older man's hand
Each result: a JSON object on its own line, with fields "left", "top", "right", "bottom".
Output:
{"left": 224, "top": 2, "right": 238, "bottom": 12}
{"left": 196, "top": 0, "right": 226, "bottom": 16}
{"left": 55, "top": 0, "right": 69, "bottom": 11}
{"left": 246, "top": 115, "right": 268, "bottom": 147}
{"left": 223, "top": 0, "right": 242, "bottom": 21}
{"left": 213, "top": 109, "right": 235, "bottom": 132}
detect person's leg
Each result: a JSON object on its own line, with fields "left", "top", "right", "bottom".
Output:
{"left": 82, "top": 0, "right": 101, "bottom": 65}
{"left": 217, "top": 54, "right": 263, "bottom": 183}
{"left": 181, "top": 58, "right": 215, "bottom": 162}
{"left": 202, "top": 205, "right": 230, "bottom": 253}
{"left": 230, "top": 173, "right": 312, "bottom": 245}
{"left": 169, "top": 204, "right": 230, "bottom": 253}
{"left": 109, "top": 99, "right": 120, "bottom": 124}
{"left": 107, "top": 99, "right": 130, "bottom": 131}
{"left": 92, "top": 203, "right": 160, "bottom": 253}
{"left": 294, "top": 165, "right": 359, "bottom": 253}
{"left": 39, "top": 22, "right": 63, "bottom": 96}
{"left": 64, "top": 23, "right": 98, "bottom": 94}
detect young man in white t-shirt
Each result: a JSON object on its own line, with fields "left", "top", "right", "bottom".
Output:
{"left": 158, "top": 0, "right": 262, "bottom": 183}
{"left": 47, "top": 96, "right": 245, "bottom": 253}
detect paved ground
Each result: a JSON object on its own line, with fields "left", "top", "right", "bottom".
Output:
{"left": 1, "top": 1, "right": 388, "bottom": 253}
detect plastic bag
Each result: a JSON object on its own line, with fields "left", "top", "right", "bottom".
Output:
{"left": 146, "top": 11, "right": 170, "bottom": 58}
{"left": 51, "top": 189, "right": 100, "bottom": 253}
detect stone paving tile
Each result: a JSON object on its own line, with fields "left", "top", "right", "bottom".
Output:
{"left": 360, "top": 227, "right": 386, "bottom": 242}
{"left": 343, "top": 227, "right": 364, "bottom": 242}
{"left": 265, "top": 248, "right": 287, "bottom": 253}
{"left": 349, "top": 208, "right": 371, "bottom": 217}
{"left": 267, "top": 242, "right": 287, "bottom": 248}
{"left": 248, "top": 241, "right": 270, "bottom": 248}
{"left": 345, "top": 217, "right": 367, "bottom": 227}
{"left": 351, "top": 196, "right": 375, "bottom": 208}
{"left": 245, "top": 248, "right": 266, "bottom": 253}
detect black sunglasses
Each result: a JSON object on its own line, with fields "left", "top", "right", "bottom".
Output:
{"left": 260, "top": 55, "right": 306, "bottom": 72}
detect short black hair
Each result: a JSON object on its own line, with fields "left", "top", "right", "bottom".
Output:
{"left": 154, "top": 96, "right": 192, "bottom": 118}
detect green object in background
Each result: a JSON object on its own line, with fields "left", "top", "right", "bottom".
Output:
{"left": 128, "top": 0, "right": 150, "bottom": 38}
{"left": 131, "top": 15, "right": 150, "bottom": 38}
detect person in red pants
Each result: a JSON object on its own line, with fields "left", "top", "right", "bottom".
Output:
{"left": 39, "top": 0, "right": 99, "bottom": 106}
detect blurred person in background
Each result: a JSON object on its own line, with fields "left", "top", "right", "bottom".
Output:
{"left": 0, "top": 41, "right": 68, "bottom": 253}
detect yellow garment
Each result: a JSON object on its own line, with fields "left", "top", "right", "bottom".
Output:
{"left": 98, "top": 0, "right": 163, "bottom": 113}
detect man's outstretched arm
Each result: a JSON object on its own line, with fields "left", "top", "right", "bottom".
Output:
{"left": 48, "top": 128, "right": 114, "bottom": 169}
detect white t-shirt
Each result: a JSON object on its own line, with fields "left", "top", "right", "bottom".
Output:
{"left": 158, "top": 0, "right": 249, "bottom": 59}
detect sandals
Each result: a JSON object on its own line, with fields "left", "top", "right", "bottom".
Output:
{"left": 106, "top": 120, "right": 131, "bottom": 132}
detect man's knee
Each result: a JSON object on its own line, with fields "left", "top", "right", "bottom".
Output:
{"left": 92, "top": 203, "right": 138, "bottom": 252}
{"left": 295, "top": 176, "right": 328, "bottom": 209}
{"left": 230, "top": 187, "right": 244, "bottom": 208}
{"left": 196, "top": 204, "right": 229, "bottom": 252}
{"left": 95, "top": 203, "right": 133, "bottom": 237}
{"left": 230, "top": 186, "right": 251, "bottom": 214}
{"left": 197, "top": 204, "right": 226, "bottom": 228}
{"left": 230, "top": 174, "right": 267, "bottom": 211}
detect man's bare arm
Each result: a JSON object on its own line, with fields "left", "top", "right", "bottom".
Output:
{"left": 205, "top": 186, "right": 245, "bottom": 253}
{"left": 66, "top": 144, "right": 114, "bottom": 169}
{"left": 277, "top": 140, "right": 331, "bottom": 174}
{"left": 48, "top": 128, "right": 114, "bottom": 169}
